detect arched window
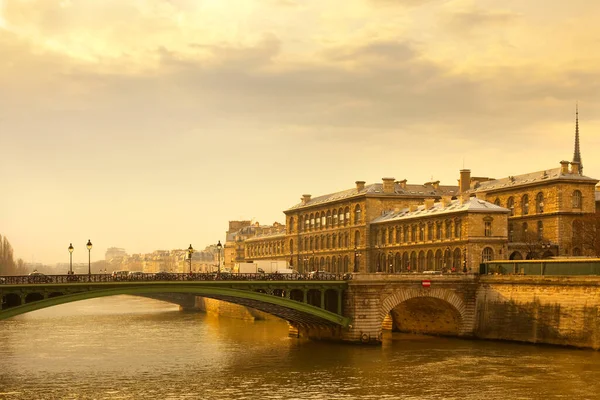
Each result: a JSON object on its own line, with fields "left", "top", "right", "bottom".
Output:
{"left": 345, "top": 233, "right": 349, "bottom": 247}
{"left": 427, "top": 223, "right": 433, "bottom": 241}
{"left": 321, "top": 236, "right": 325, "bottom": 249}
{"left": 537, "top": 221, "right": 544, "bottom": 241}
{"left": 573, "top": 190, "right": 582, "bottom": 208}
{"left": 536, "top": 192, "right": 544, "bottom": 213}
{"left": 395, "top": 227, "right": 401, "bottom": 244}
{"left": 507, "top": 197, "right": 515, "bottom": 216}
{"left": 521, "top": 194, "right": 529, "bottom": 215}
{"left": 332, "top": 234, "right": 337, "bottom": 248}
{"left": 573, "top": 220, "right": 583, "bottom": 246}
{"left": 494, "top": 198, "right": 501, "bottom": 206}
{"left": 310, "top": 214, "right": 315, "bottom": 230}
{"left": 354, "top": 205, "right": 362, "bottom": 224}
{"left": 298, "top": 216, "right": 303, "bottom": 232}
{"left": 305, "top": 216, "right": 310, "bottom": 231}
{"left": 445, "top": 220, "right": 452, "bottom": 239}
{"left": 411, "top": 225, "right": 417, "bottom": 242}
{"left": 382, "top": 228, "right": 387, "bottom": 245}
{"left": 289, "top": 217, "right": 294, "bottom": 233}
{"left": 326, "top": 235, "right": 330, "bottom": 249}
{"left": 419, "top": 224, "right": 425, "bottom": 241}
{"left": 344, "top": 207, "right": 350, "bottom": 226}
{"left": 454, "top": 219, "right": 462, "bottom": 238}
{"left": 436, "top": 222, "right": 442, "bottom": 240}
{"left": 482, "top": 247, "right": 494, "bottom": 262}
{"left": 333, "top": 210, "right": 338, "bottom": 226}
{"left": 310, "top": 237, "right": 314, "bottom": 250}
{"left": 388, "top": 228, "right": 393, "bottom": 244}
{"left": 326, "top": 211, "right": 331, "bottom": 228}
{"left": 404, "top": 226, "right": 409, "bottom": 242}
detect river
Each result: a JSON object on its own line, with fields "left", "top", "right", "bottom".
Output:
{"left": 1, "top": 296, "right": 600, "bottom": 399}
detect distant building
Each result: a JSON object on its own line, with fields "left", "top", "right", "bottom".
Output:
{"left": 105, "top": 247, "right": 127, "bottom": 262}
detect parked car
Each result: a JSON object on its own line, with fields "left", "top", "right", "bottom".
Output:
{"left": 308, "top": 270, "right": 337, "bottom": 280}
{"left": 112, "top": 270, "right": 130, "bottom": 281}
{"left": 154, "top": 271, "right": 174, "bottom": 281}
{"left": 28, "top": 271, "right": 51, "bottom": 283}
{"left": 128, "top": 271, "right": 145, "bottom": 281}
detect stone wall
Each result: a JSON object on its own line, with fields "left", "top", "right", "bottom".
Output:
{"left": 475, "top": 276, "right": 600, "bottom": 349}
{"left": 194, "top": 296, "right": 279, "bottom": 321}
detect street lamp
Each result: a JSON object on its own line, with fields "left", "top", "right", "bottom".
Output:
{"left": 353, "top": 246, "right": 360, "bottom": 273}
{"left": 188, "top": 244, "right": 194, "bottom": 274}
{"left": 68, "top": 243, "right": 74, "bottom": 275}
{"left": 86, "top": 239, "right": 93, "bottom": 279}
{"left": 217, "top": 240, "right": 222, "bottom": 275}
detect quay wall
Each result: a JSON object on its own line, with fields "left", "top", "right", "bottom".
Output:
{"left": 475, "top": 276, "right": 600, "bottom": 349}
{"left": 194, "top": 296, "right": 279, "bottom": 321}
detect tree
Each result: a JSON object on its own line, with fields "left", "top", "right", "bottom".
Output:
{"left": 0, "top": 234, "right": 17, "bottom": 275}
{"left": 572, "top": 213, "right": 600, "bottom": 257}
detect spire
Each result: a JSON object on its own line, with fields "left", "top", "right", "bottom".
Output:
{"left": 573, "top": 102, "right": 583, "bottom": 174}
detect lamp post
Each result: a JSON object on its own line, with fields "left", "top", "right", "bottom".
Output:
{"left": 216, "top": 240, "right": 222, "bottom": 275}
{"left": 68, "top": 243, "right": 74, "bottom": 275}
{"left": 86, "top": 239, "right": 93, "bottom": 279}
{"left": 187, "top": 244, "right": 194, "bottom": 274}
{"left": 353, "top": 246, "right": 360, "bottom": 273}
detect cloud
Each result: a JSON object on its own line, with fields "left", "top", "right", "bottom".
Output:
{"left": 443, "top": 7, "right": 520, "bottom": 34}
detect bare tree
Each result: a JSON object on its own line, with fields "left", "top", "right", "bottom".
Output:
{"left": 572, "top": 214, "right": 600, "bottom": 257}
{"left": 0, "top": 234, "right": 17, "bottom": 275}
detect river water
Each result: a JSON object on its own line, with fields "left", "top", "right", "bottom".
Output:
{"left": 1, "top": 296, "right": 600, "bottom": 399}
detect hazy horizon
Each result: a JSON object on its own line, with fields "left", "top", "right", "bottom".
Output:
{"left": 2, "top": 0, "right": 599, "bottom": 264}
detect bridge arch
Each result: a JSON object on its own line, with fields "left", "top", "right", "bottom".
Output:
{"left": 0, "top": 285, "right": 349, "bottom": 329}
{"left": 379, "top": 288, "right": 469, "bottom": 336}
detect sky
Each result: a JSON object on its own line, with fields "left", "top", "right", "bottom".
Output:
{"left": 1, "top": 0, "right": 599, "bottom": 265}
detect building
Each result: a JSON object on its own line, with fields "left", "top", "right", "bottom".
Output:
{"left": 224, "top": 221, "right": 286, "bottom": 271}
{"left": 229, "top": 109, "right": 599, "bottom": 272}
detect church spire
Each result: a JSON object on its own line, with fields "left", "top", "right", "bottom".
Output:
{"left": 573, "top": 103, "right": 583, "bottom": 174}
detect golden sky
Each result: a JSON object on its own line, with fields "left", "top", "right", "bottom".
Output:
{"left": 1, "top": 0, "right": 599, "bottom": 264}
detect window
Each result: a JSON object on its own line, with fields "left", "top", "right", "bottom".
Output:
{"left": 522, "top": 195, "right": 529, "bottom": 215}
{"left": 522, "top": 222, "right": 528, "bottom": 240}
{"left": 382, "top": 229, "right": 387, "bottom": 245}
{"left": 454, "top": 219, "right": 462, "bottom": 238}
{"left": 404, "top": 226, "right": 409, "bottom": 243}
{"left": 536, "top": 192, "right": 544, "bottom": 213}
{"left": 332, "top": 234, "right": 337, "bottom": 248}
{"left": 436, "top": 222, "right": 442, "bottom": 240}
{"left": 445, "top": 220, "right": 451, "bottom": 239}
{"left": 333, "top": 211, "right": 338, "bottom": 226}
{"left": 321, "top": 213, "right": 326, "bottom": 229}
{"left": 389, "top": 228, "right": 393, "bottom": 244}
{"left": 289, "top": 217, "right": 294, "bottom": 233}
{"left": 508, "top": 223, "right": 514, "bottom": 242}
{"left": 573, "top": 190, "right": 582, "bottom": 208}
{"left": 482, "top": 247, "right": 494, "bottom": 262}
{"left": 484, "top": 221, "right": 492, "bottom": 237}
{"left": 419, "top": 224, "right": 425, "bottom": 241}
{"left": 310, "top": 215, "right": 315, "bottom": 230}
{"left": 507, "top": 197, "right": 515, "bottom": 216}
{"left": 345, "top": 208, "right": 350, "bottom": 226}
{"left": 355, "top": 231, "right": 360, "bottom": 247}
{"left": 354, "top": 205, "right": 362, "bottom": 224}
{"left": 494, "top": 198, "right": 501, "bottom": 206}
{"left": 411, "top": 225, "right": 417, "bottom": 242}
{"left": 427, "top": 223, "right": 433, "bottom": 241}
{"left": 537, "top": 221, "right": 543, "bottom": 241}
{"left": 326, "top": 211, "right": 331, "bottom": 228}
{"left": 396, "top": 227, "right": 401, "bottom": 244}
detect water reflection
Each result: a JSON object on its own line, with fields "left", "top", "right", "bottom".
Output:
{"left": 1, "top": 296, "right": 600, "bottom": 399}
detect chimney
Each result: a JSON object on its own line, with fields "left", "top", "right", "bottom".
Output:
{"left": 424, "top": 199, "right": 435, "bottom": 209}
{"left": 409, "top": 204, "right": 418, "bottom": 212}
{"left": 399, "top": 179, "right": 407, "bottom": 189}
{"left": 460, "top": 193, "right": 470, "bottom": 204}
{"left": 440, "top": 195, "right": 452, "bottom": 207}
{"left": 571, "top": 161, "right": 581, "bottom": 175}
{"left": 459, "top": 169, "right": 471, "bottom": 193}
{"left": 432, "top": 180, "right": 440, "bottom": 190}
{"left": 382, "top": 177, "right": 395, "bottom": 194}
{"left": 302, "top": 194, "right": 311, "bottom": 204}
{"left": 355, "top": 181, "right": 366, "bottom": 191}
{"left": 560, "top": 160, "right": 570, "bottom": 174}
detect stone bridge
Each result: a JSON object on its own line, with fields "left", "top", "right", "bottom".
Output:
{"left": 3, "top": 274, "right": 600, "bottom": 348}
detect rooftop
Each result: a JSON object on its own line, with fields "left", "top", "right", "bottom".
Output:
{"left": 287, "top": 182, "right": 459, "bottom": 211}
{"left": 469, "top": 167, "right": 598, "bottom": 193}
{"left": 371, "top": 198, "right": 509, "bottom": 224}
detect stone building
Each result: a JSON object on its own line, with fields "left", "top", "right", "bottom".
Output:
{"left": 229, "top": 110, "right": 598, "bottom": 272}
{"left": 224, "top": 221, "right": 286, "bottom": 271}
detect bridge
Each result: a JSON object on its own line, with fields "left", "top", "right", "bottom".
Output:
{"left": 3, "top": 271, "right": 600, "bottom": 348}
